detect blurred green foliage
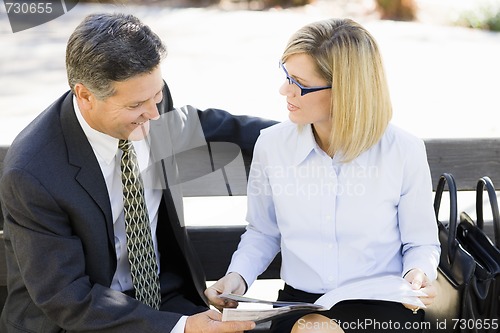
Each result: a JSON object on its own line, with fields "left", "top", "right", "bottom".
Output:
{"left": 459, "top": 5, "right": 500, "bottom": 32}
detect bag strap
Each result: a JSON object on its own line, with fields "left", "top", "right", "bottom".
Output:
{"left": 476, "top": 176, "right": 500, "bottom": 247}
{"left": 433, "top": 173, "right": 458, "bottom": 263}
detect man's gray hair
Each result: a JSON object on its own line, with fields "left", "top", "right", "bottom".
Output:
{"left": 66, "top": 13, "right": 167, "bottom": 99}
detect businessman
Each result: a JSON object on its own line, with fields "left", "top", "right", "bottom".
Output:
{"left": 0, "top": 13, "right": 275, "bottom": 332}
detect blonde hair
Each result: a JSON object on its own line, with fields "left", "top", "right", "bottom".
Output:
{"left": 281, "top": 18, "right": 392, "bottom": 162}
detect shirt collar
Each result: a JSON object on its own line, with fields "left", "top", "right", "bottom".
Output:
{"left": 73, "top": 96, "right": 119, "bottom": 165}
{"left": 293, "top": 123, "right": 371, "bottom": 168}
{"left": 293, "top": 124, "right": 317, "bottom": 166}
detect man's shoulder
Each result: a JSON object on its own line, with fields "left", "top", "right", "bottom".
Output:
{"left": 6, "top": 92, "right": 70, "bottom": 171}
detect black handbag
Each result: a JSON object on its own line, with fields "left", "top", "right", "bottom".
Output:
{"left": 460, "top": 176, "right": 500, "bottom": 249}
{"left": 428, "top": 173, "right": 500, "bottom": 332}
{"left": 458, "top": 177, "right": 500, "bottom": 328}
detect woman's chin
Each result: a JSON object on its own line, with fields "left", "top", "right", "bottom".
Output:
{"left": 288, "top": 113, "right": 306, "bottom": 126}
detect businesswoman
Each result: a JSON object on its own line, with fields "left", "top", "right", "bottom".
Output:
{"left": 206, "top": 18, "right": 440, "bottom": 333}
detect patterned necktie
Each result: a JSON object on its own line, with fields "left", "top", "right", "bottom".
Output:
{"left": 118, "top": 139, "right": 161, "bottom": 309}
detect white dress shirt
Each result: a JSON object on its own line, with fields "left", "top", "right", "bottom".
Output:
{"left": 74, "top": 99, "right": 186, "bottom": 332}
{"left": 228, "top": 121, "right": 440, "bottom": 295}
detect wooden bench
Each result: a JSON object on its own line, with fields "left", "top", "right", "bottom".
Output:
{"left": 1, "top": 138, "right": 499, "bottom": 326}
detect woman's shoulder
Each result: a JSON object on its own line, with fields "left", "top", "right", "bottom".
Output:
{"left": 383, "top": 123, "right": 425, "bottom": 149}
{"left": 258, "top": 120, "right": 297, "bottom": 141}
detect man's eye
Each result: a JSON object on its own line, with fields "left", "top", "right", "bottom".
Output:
{"left": 128, "top": 103, "right": 142, "bottom": 109}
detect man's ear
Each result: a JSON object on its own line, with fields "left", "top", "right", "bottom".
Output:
{"left": 73, "top": 83, "right": 94, "bottom": 112}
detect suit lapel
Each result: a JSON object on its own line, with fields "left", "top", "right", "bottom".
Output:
{"left": 59, "top": 93, "right": 115, "bottom": 247}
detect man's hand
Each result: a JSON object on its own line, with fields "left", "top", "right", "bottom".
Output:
{"left": 185, "top": 309, "right": 255, "bottom": 333}
{"left": 403, "top": 268, "right": 437, "bottom": 311}
{"left": 204, "top": 272, "right": 247, "bottom": 311}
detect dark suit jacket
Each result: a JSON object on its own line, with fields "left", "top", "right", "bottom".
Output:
{"left": 0, "top": 83, "right": 276, "bottom": 332}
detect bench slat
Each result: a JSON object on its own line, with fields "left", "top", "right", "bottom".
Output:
{"left": 187, "top": 226, "right": 281, "bottom": 281}
{"left": 426, "top": 138, "right": 500, "bottom": 191}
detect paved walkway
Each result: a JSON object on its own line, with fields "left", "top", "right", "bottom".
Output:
{"left": 1, "top": 0, "right": 500, "bottom": 146}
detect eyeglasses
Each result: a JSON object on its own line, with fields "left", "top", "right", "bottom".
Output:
{"left": 279, "top": 61, "right": 332, "bottom": 96}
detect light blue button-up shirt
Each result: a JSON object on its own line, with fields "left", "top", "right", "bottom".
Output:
{"left": 228, "top": 121, "right": 440, "bottom": 295}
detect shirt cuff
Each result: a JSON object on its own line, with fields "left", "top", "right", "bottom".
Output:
{"left": 402, "top": 249, "right": 440, "bottom": 281}
{"left": 171, "top": 316, "right": 188, "bottom": 333}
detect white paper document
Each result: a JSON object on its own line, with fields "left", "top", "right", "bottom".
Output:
{"left": 314, "top": 275, "right": 427, "bottom": 309}
{"left": 220, "top": 294, "right": 326, "bottom": 323}
{"left": 220, "top": 275, "right": 426, "bottom": 323}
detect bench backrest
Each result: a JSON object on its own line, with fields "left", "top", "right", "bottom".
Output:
{"left": 425, "top": 138, "right": 500, "bottom": 191}
{"left": 1, "top": 138, "right": 500, "bottom": 305}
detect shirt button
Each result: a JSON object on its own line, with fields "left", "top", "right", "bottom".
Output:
{"left": 328, "top": 243, "right": 334, "bottom": 249}
{"left": 325, "top": 215, "right": 332, "bottom": 220}
{"left": 328, "top": 276, "right": 334, "bottom": 281}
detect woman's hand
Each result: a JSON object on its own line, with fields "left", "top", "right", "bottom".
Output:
{"left": 204, "top": 272, "right": 247, "bottom": 311}
{"left": 403, "top": 268, "right": 437, "bottom": 312}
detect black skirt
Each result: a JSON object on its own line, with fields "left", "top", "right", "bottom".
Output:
{"left": 270, "top": 284, "right": 425, "bottom": 333}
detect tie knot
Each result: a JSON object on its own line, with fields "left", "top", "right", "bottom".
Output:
{"left": 118, "top": 139, "right": 133, "bottom": 152}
